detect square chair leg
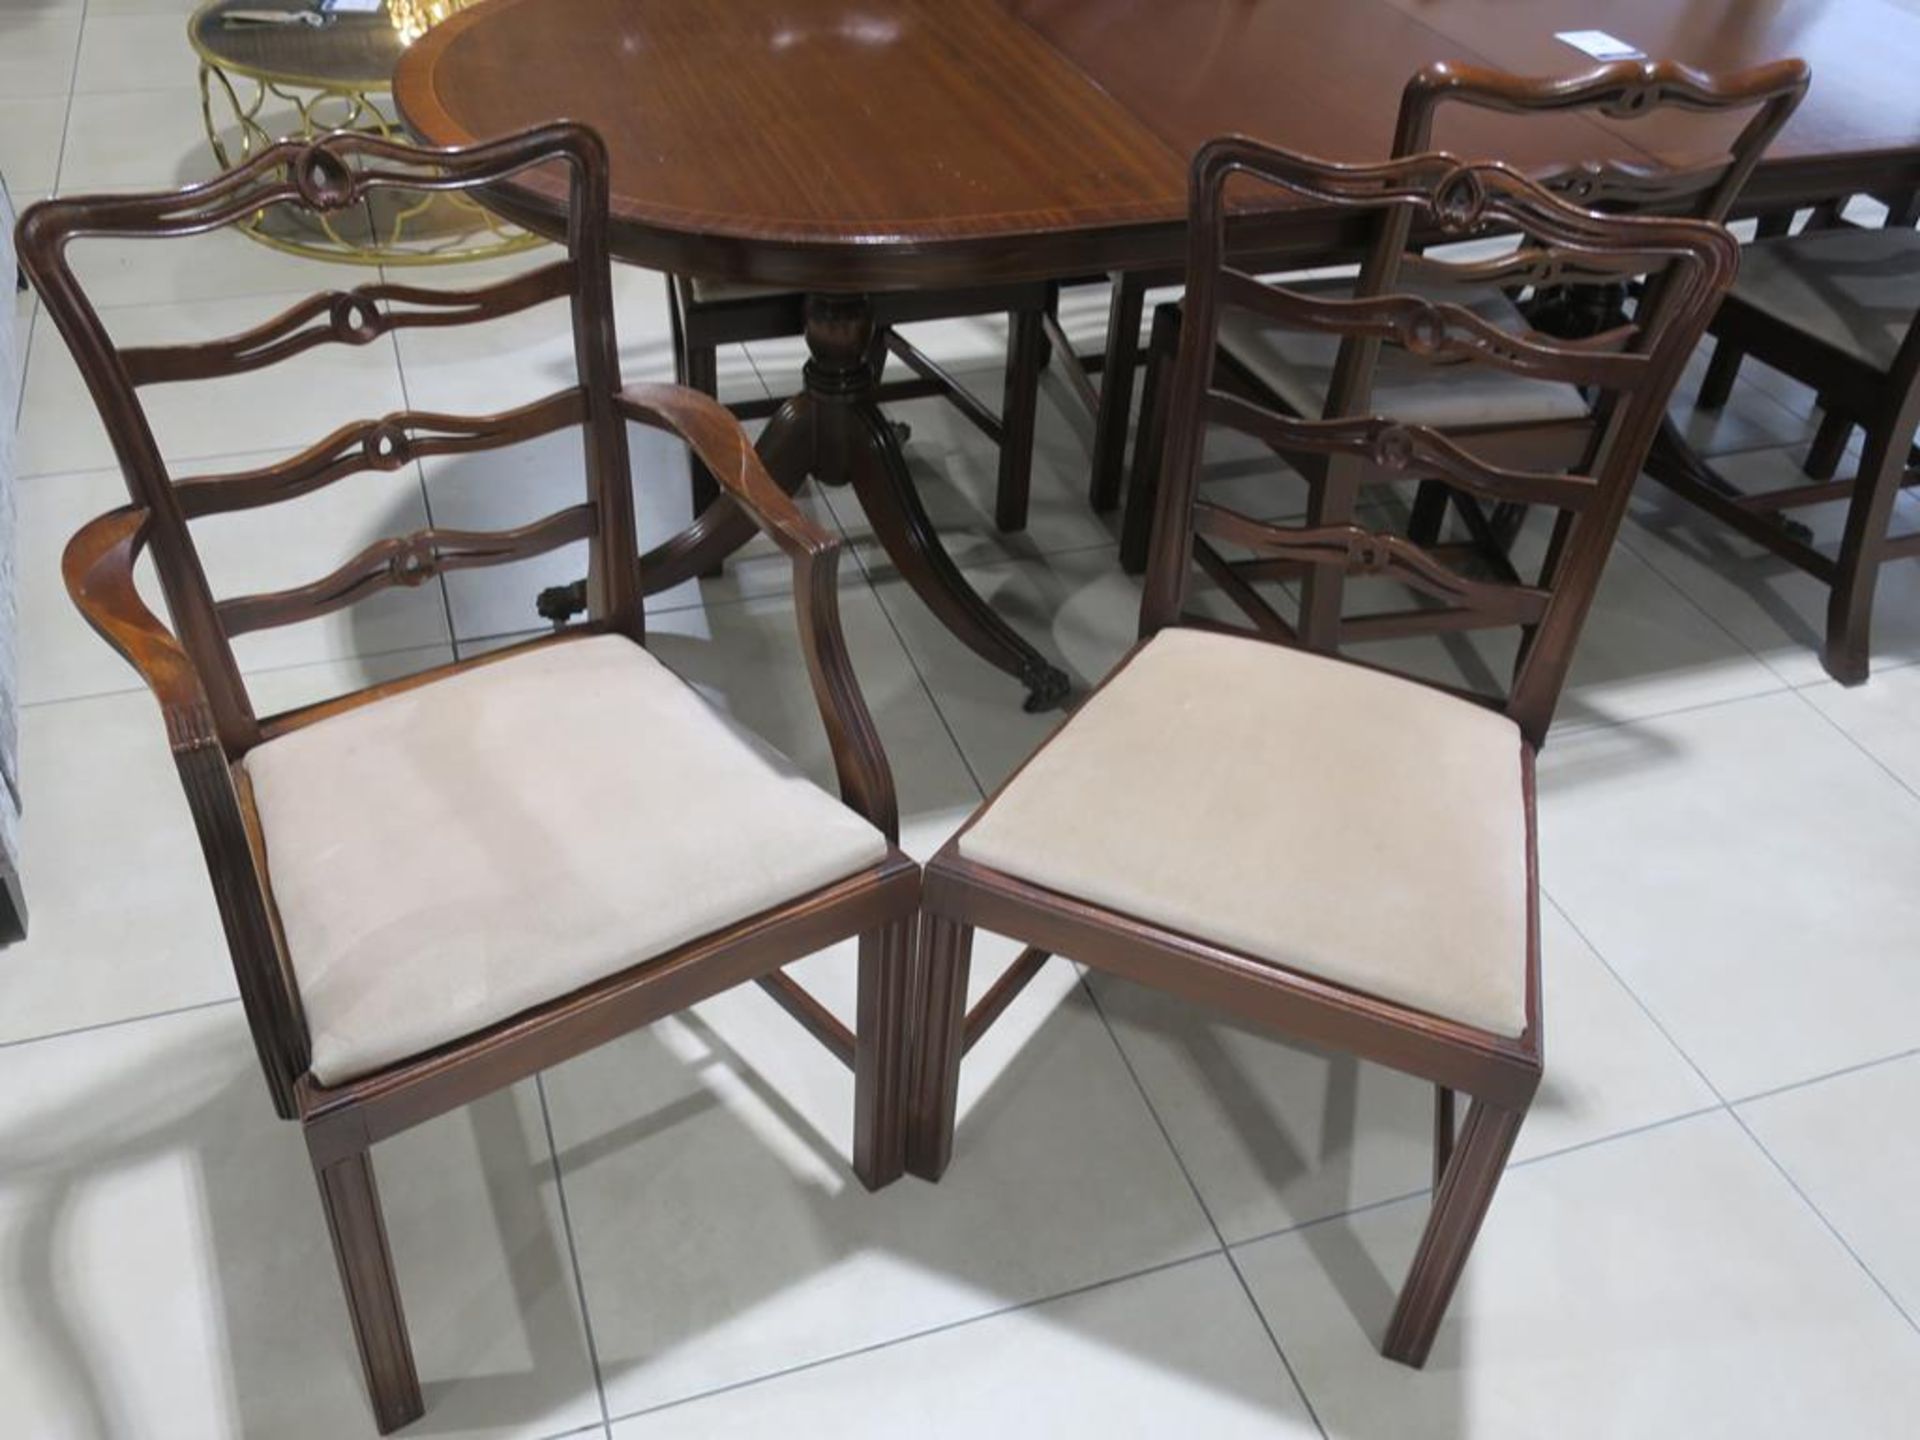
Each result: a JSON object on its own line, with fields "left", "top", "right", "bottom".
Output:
{"left": 312, "top": 1147, "right": 424, "bottom": 1434}
{"left": 906, "top": 911, "right": 974, "bottom": 1181}
{"left": 853, "top": 917, "right": 914, "bottom": 1189}
{"left": 1381, "top": 1098, "right": 1527, "bottom": 1367}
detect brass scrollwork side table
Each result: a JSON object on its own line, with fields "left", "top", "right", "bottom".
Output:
{"left": 189, "top": 0, "right": 539, "bottom": 265}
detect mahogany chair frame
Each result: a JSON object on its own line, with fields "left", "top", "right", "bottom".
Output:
{"left": 1115, "top": 58, "right": 1807, "bottom": 622}
{"left": 20, "top": 124, "right": 918, "bottom": 1435}
{"left": 909, "top": 138, "right": 1737, "bottom": 1367}
{"left": 1655, "top": 215, "right": 1920, "bottom": 683}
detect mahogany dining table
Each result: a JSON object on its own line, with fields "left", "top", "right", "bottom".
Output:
{"left": 394, "top": 0, "right": 1920, "bottom": 708}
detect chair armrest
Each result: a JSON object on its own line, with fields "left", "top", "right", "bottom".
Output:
{"left": 617, "top": 382, "right": 833, "bottom": 559}
{"left": 615, "top": 383, "right": 900, "bottom": 840}
{"left": 62, "top": 506, "right": 219, "bottom": 753}
{"left": 64, "top": 505, "right": 309, "bottom": 1112}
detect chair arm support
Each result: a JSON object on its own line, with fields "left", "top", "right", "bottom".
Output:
{"left": 615, "top": 383, "right": 900, "bottom": 840}
{"left": 63, "top": 504, "right": 309, "bottom": 1113}
{"left": 62, "top": 506, "right": 218, "bottom": 754}
{"left": 616, "top": 382, "right": 833, "bottom": 559}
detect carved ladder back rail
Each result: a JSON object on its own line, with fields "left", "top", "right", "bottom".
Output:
{"left": 1322, "top": 60, "right": 1806, "bottom": 471}
{"left": 26, "top": 126, "right": 907, "bottom": 1163}
{"left": 1144, "top": 142, "right": 1740, "bottom": 744}
{"left": 20, "top": 125, "right": 642, "bottom": 1117}
{"left": 19, "top": 125, "right": 641, "bottom": 763}
{"left": 1395, "top": 59, "right": 1810, "bottom": 222}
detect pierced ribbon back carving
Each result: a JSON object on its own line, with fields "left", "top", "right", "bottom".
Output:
{"left": 174, "top": 392, "right": 588, "bottom": 518}
{"left": 1205, "top": 390, "right": 1602, "bottom": 513}
{"left": 1216, "top": 267, "right": 1648, "bottom": 390}
{"left": 1193, "top": 505, "right": 1552, "bottom": 625}
{"left": 120, "top": 261, "right": 573, "bottom": 387}
{"left": 215, "top": 507, "right": 599, "bottom": 637}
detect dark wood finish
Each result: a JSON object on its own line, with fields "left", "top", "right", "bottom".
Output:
{"left": 665, "top": 274, "right": 1060, "bottom": 545}
{"left": 397, "top": 0, "right": 1920, "bottom": 292}
{"left": 908, "top": 141, "right": 1735, "bottom": 1368}
{"left": 393, "top": 0, "right": 1920, "bottom": 704}
{"left": 20, "top": 127, "right": 920, "bottom": 1434}
{"left": 1649, "top": 221, "right": 1920, "bottom": 683}
{"left": 1117, "top": 58, "right": 1808, "bottom": 598}
{"left": 312, "top": 1147, "right": 422, "bottom": 1431}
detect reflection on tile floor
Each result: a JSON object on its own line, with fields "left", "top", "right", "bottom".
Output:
{"left": 6, "top": 72, "right": 1920, "bottom": 1435}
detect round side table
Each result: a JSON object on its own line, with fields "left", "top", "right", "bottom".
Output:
{"left": 189, "top": 0, "right": 539, "bottom": 265}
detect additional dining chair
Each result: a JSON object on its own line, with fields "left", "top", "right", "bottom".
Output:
{"left": 907, "top": 138, "right": 1736, "bottom": 1366}
{"left": 20, "top": 124, "right": 918, "bottom": 1434}
{"left": 1652, "top": 219, "right": 1920, "bottom": 682}
{"left": 1116, "top": 58, "right": 1807, "bottom": 612}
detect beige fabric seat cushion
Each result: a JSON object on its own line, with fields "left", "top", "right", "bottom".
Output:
{"left": 686, "top": 275, "right": 791, "bottom": 305}
{"left": 1216, "top": 277, "right": 1590, "bottom": 428}
{"left": 244, "top": 634, "right": 889, "bottom": 1085}
{"left": 960, "top": 629, "right": 1531, "bottom": 1037}
{"left": 1727, "top": 227, "right": 1920, "bottom": 375}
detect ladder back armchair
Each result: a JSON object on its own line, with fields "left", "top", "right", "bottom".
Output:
{"left": 20, "top": 124, "right": 918, "bottom": 1435}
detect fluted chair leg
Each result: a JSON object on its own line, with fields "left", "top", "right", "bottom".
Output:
{"left": 1825, "top": 412, "right": 1920, "bottom": 685}
{"left": 1803, "top": 406, "right": 1853, "bottom": 481}
{"left": 906, "top": 912, "right": 974, "bottom": 1181}
{"left": 1119, "top": 302, "right": 1182, "bottom": 575}
{"left": 853, "top": 917, "right": 914, "bottom": 1190}
{"left": 1382, "top": 1098, "right": 1526, "bottom": 1368}
{"left": 1089, "top": 272, "right": 1148, "bottom": 512}
{"left": 995, "top": 306, "right": 1047, "bottom": 534}
{"left": 312, "top": 1147, "right": 423, "bottom": 1435}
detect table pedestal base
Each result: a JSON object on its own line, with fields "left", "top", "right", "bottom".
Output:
{"left": 544, "top": 292, "right": 1071, "bottom": 711}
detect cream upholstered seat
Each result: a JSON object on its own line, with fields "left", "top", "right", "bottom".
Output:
{"left": 959, "top": 628, "right": 1531, "bottom": 1036}
{"left": 686, "top": 275, "right": 787, "bottom": 304}
{"left": 244, "top": 634, "right": 889, "bottom": 1085}
{"left": 1723, "top": 226, "right": 1920, "bottom": 374}
{"left": 1216, "top": 277, "right": 1590, "bottom": 428}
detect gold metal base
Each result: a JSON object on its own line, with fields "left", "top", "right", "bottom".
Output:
{"left": 197, "top": 60, "right": 540, "bottom": 266}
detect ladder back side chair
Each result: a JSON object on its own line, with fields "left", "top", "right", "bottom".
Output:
{"left": 1671, "top": 211, "right": 1920, "bottom": 682}
{"left": 1116, "top": 57, "right": 1807, "bottom": 630}
{"left": 19, "top": 124, "right": 919, "bottom": 1435}
{"left": 908, "top": 137, "right": 1737, "bottom": 1368}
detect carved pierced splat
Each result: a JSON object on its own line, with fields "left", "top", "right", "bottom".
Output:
{"left": 1145, "top": 134, "right": 1741, "bottom": 745}
{"left": 216, "top": 507, "right": 598, "bottom": 636}
{"left": 1206, "top": 390, "right": 1601, "bottom": 512}
{"left": 175, "top": 393, "right": 588, "bottom": 518}
{"left": 1395, "top": 58, "right": 1809, "bottom": 224}
{"left": 120, "top": 261, "right": 574, "bottom": 387}
{"left": 1194, "top": 505, "right": 1552, "bottom": 625}
{"left": 1397, "top": 246, "right": 1647, "bottom": 300}
{"left": 1216, "top": 267, "right": 1649, "bottom": 390}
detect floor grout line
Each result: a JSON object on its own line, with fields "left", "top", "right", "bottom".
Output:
{"left": 535, "top": 1073, "right": 615, "bottom": 1436}
{"left": 1540, "top": 891, "right": 1729, "bottom": 1108}
{"left": 1731, "top": 1042, "right": 1920, "bottom": 1108}
{"left": 383, "top": 305, "right": 462, "bottom": 656}
{"left": 597, "top": 1249, "right": 1225, "bottom": 1432}
{"left": 1537, "top": 887, "right": 1920, "bottom": 1334}
{"left": 1077, "top": 976, "right": 1328, "bottom": 1438}
{"left": 1788, "top": 682, "right": 1920, "bottom": 807}
{"left": 0, "top": 994, "right": 238, "bottom": 1053}
{"left": 1728, "top": 1104, "right": 1920, "bottom": 1337}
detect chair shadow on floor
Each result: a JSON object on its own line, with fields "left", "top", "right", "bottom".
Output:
{"left": 0, "top": 1020, "right": 599, "bottom": 1438}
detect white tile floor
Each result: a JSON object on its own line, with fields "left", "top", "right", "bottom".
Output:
{"left": 5, "top": 5, "right": 1920, "bottom": 1434}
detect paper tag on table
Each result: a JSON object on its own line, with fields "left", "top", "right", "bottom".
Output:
{"left": 1554, "top": 29, "right": 1646, "bottom": 61}
{"left": 322, "top": 0, "right": 384, "bottom": 12}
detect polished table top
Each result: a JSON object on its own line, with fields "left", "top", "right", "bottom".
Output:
{"left": 395, "top": 0, "right": 1920, "bottom": 284}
